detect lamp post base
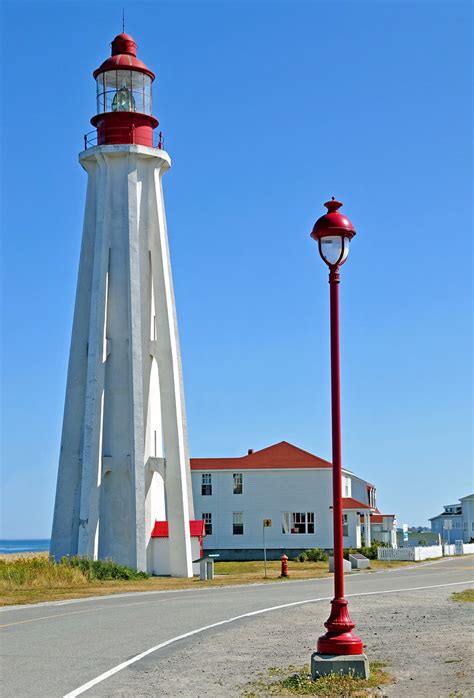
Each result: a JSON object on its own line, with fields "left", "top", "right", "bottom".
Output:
{"left": 311, "top": 652, "right": 369, "bottom": 680}
{"left": 317, "top": 597, "right": 364, "bottom": 655}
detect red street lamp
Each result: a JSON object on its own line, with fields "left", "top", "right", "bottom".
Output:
{"left": 311, "top": 197, "right": 363, "bottom": 656}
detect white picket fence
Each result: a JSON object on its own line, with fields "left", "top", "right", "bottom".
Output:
{"left": 378, "top": 542, "right": 474, "bottom": 562}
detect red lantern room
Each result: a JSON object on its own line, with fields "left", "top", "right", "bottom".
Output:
{"left": 89, "top": 33, "right": 159, "bottom": 147}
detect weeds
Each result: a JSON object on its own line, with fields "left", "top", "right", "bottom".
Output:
{"left": 0, "top": 555, "right": 148, "bottom": 590}
{"left": 450, "top": 589, "right": 474, "bottom": 603}
{"left": 242, "top": 661, "right": 392, "bottom": 697}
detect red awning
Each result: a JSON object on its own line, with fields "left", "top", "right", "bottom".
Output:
{"left": 151, "top": 520, "right": 205, "bottom": 538}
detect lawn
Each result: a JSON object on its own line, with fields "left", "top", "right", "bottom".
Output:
{"left": 0, "top": 554, "right": 414, "bottom": 606}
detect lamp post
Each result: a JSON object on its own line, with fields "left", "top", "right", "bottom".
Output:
{"left": 310, "top": 198, "right": 364, "bottom": 659}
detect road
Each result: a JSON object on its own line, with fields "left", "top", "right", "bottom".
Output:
{"left": 1, "top": 557, "right": 472, "bottom": 697}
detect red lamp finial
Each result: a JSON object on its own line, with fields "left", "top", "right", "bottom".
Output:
{"left": 324, "top": 197, "right": 344, "bottom": 213}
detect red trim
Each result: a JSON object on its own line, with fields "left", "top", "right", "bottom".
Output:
{"left": 151, "top": 520, "right": 205, "bottom": 538}
{"left": 190, "top": 441, "right": 332, "bottom": 471}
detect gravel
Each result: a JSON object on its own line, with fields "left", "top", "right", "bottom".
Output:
{"left": 97, "top": 583, "right": 473, "bottom": 697}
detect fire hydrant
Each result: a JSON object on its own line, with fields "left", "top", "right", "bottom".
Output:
{"left": 280, "top": 554, "right": 289, "bottom": 577}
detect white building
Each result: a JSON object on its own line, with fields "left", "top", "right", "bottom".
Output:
{"left": 51, "top": 32, "right": 195, "bottom": 577}
{"left": 191, "top": 441, "right": 397, "bottom": 559}
{"left": 429, "top": 495, "right": 474, "bottom": 543}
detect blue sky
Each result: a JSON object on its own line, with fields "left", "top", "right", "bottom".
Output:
{"left": 1, "top": 0, "right": 472, "bottom": 538}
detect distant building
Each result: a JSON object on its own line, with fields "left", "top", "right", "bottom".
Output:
{"left": 190, "top": 441, "right": 397, "bottom": 560}
{"left": 429, "top": 495, "right": 474, "bottom": 543}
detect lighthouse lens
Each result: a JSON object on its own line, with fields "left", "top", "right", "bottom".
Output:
{"left": 112, "top": 87, "right": 136, "bottom": 112}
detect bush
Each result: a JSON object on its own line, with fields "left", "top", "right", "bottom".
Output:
{"left": 61, "top": 556, "right": 148, "bottom": 580}
{"left": 295, "top": 552, "right": 308, "bottom": 562}
{"left": 344, "top": 541, "right": 388, "bottom": 560}
{"left": 294, "top": 549, "right": 328, "bottom": 563}
{"left": 305, "top": 548, "right": 328, "bottom": 562}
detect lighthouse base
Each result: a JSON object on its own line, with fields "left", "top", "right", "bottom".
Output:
{"left": 311, "top": 653, "right": 369, "bottom": 680}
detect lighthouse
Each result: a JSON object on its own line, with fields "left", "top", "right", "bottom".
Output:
{"left": 51, "top": 32, "right": 195, "bottom": 577}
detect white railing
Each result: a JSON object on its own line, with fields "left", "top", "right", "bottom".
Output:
{"left": 378, "top": 542, "right": 474, "bottom": 561}
{"left": 377, "top": 547, "right": 416, "bottom": 561}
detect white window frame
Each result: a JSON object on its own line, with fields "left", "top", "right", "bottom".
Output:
{"left": 342, "top": 513, "right": 348, "bottom": 537}
{"left": 232, "top": 512, "right": 244, "bottom": 535}
{"left": 201, "top": 473, "right": 212, "bottom": 496}
{"left": 202, "top": 512, "right": 212, "bottom": 536}
{"left": 282, "top": 512, "right": 315, "bottom": 534}
{"left": 233, "top": 473, "right": 243, "bottom": 495}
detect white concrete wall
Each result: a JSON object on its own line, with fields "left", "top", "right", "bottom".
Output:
{"left": 51, "top": 145, "right": 194, "bottom": 577}
{"left": 343, "top": 510, "right": 361, "bottom": 548}
{"left": 192, "top": 468, "right": 335, "bottom": 550}
{"left": 153, "top": 537, "right": 201, "bottom": 575}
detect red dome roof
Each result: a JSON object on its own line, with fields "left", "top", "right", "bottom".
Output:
{"left": 111, "top": 33, "right": 137, "bottom": 56}
{"left": 310, "top": 198, "right": 356, "bottom": 240}
{"left": 93, "top": 32, "right": 155, "bottom": 80}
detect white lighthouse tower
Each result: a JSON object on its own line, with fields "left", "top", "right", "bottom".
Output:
{"left": 51, "top": 32, "right": 195, "bottom": 577}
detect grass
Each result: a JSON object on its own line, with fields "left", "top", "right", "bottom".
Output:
{"left": 241, "top": 661, "right": 393, "bottom": 697}
{"left": 0, "top": 553, "right": 415, "bottom": 606}
{"left": 451, "top": 588, "right": 474, "bottom": 603}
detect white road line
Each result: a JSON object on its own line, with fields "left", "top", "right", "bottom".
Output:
{"left": 63, "top": 579, "right": 472, "bottom": 697}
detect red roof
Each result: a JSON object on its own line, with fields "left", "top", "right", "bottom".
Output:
{"left": 93, "top": 32, "right": 155, "bottom": 80}
{"left": 151, "top": 520, "right": 205, "bottom": 538}
{"left": 342, "top": 497, "right": 373, "bottom": 510}
{"left": 190, "top": 441, "right": 332, "bottom": 471}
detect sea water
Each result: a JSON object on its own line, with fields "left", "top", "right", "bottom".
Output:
{"left": 0, "top": 539, "right": 50, "bottom": 554}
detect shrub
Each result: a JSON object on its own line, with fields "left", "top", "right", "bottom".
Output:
{"left": 295, "top": 552, "right": 308, "bottom": 562}
{"left": 61, "top": 556, "right": 148, "bottom": 580}
{"left": 294, "top": 549, "right": 328, "bottom": 563}
{"left": 305, "top": 548, "right": 328, "bottom": 562}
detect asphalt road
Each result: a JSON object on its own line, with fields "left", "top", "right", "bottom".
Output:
{"left": 1, "top": 557, "right": 472, "bottom": 697}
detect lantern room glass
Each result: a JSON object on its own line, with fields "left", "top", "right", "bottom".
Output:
{"left": 318, "top": 235, "right": 350, "bottom": 267}
{"left": 96, "top": 70, "right": 153, "bottom": 115}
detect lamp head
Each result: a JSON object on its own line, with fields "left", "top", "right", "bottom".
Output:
{"left": 310, "top": 198, "right": 356, "bottom": 267}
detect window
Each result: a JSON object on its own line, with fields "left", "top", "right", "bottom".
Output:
{"left": 343, "top": 477, "right": 350, "bottom": 498}
{"left": 342, "top": 513, "right": 348, "bottom": 537}
{"left": 463, "top": 522, "right": 467, "bottom": 530}
{"left": 282, "top": 512, "right": 315, "bottom": 534}
{"left": 233, "top": 512, "right": 244, "bottom": 535}
{"left": 201, "top": 473, "right": 212, "bottom": 496}
{"left": 233, "top": 473, "right": 243, "bottom": 494}
{"left": 202, "top": 512, "right": 212, "bottom": 536}
{"left": 368, "top": 488, "right": 376, "bottom": 508}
